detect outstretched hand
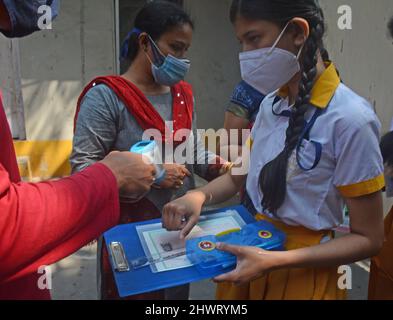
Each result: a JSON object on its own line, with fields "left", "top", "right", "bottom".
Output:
{"left": 213, "top": 242, "right": 279, "bottom": 285}
{"left": 162, "top": 191, "right": 206, "bottom": 239}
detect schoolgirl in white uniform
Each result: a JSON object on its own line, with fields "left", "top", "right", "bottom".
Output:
{"left": 162, "top": 0, "right": 385, "bottom": 300}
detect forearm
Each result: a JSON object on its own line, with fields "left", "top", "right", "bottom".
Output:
{"left": 0, "top": 163, "right": 120, "bottom": 282}
{"left": 271, "top": 232, "right": 382, "bottom": 272}
{"left": 192, "top": 172, "right": 245, "bottom": 206}
{"left": 270, "top": 191, "right": 384, "bottom": 271}
{"left": 193, "top": 133, "right": 224, "bottom": 181}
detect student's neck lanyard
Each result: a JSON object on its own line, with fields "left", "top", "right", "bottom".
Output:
{"left": 271, "top": 98, "right": 326, "bottom": 171}
{"left": 296, "top": 108, "right": 325, "bottom": 171}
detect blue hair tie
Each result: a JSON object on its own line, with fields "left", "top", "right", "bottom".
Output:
{"left": 131, "top": 28, "right": 142, "bottom": 36}
{"left": 120, "top": 28, "right": 143, "bottom": 60}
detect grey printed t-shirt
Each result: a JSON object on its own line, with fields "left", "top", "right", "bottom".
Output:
{"left": 70, "top": 84, "right": 217, "bottom": 211}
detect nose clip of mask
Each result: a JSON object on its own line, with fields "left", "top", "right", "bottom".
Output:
{"left": 130, "top": 141, "right": 166, "bottom": 185}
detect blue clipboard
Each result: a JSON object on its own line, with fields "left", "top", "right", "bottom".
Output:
{"left": 103, "top": 205, "right": 257, "bottom": 298}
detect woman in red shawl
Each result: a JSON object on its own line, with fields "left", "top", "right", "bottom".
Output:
{"left": 71, "top": 1, "right": 231, "bottom": 300}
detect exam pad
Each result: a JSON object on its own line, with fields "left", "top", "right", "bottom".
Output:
{"left": 103, "top": 205, "right": 285, "bottom": 298}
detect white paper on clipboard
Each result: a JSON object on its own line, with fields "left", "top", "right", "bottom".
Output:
{"left": 136, "top": 209, "right": 246, "bottom": 273}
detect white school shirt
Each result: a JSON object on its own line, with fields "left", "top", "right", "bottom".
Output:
{"left": 246, "top": 62, "right": 385, "bottom": 231}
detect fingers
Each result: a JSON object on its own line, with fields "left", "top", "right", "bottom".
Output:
{"left": 172, "top": 210, "right": 184, "bottom": 232}
{"left": 150, "top": 164, "right": 157, "bottom": 178}
{"left": 159, "top": 164, "right": 189, "bottom": 189}
{"left": 212, "top": 258, "right": 250, "bottom": 285}
{"left": 174, "top": 166, "right": 189, "bottom": 188}
{"left": 182, "top": 167, "right": 192, "bottom": 177}
{"left": 173, "top": 180, "right": 184, "bottom": 189}
{"left": 179, "top": 216, "right": 198, "bottom": 240}
{"left": 213, "top": 268, "right": 265, "bottom": 286}
{"left": 108, "top": 150, "right": 120, "bottom": 156}
{"left": 172, "top": 164, "right": 190, "bottom": 178}
{"left": 166, "top": 209, "right": 175, "bottom": 230}
{"left": 162, "top": 203, "right": 171, "bottom": 230}
{"left": 165, "top": 206, "right": 183, "bottom": 231}
{"left": 162, "top": 203, "right": 186, "bottom": 231}
{"left": 215, "top": 242, "right": 243, "bottom": 256}
{"left": 213, "top": 270, "right": 239, "bottom": 283}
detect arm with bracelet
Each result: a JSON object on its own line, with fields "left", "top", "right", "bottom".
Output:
{"left": 162, "top": 147, "right": 249, "bottom": 239}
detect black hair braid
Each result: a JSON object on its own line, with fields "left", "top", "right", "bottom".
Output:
{"left": 259, "top": 20, "right": 324, "bottom": 213}
{"left": 315, "top": 3, "right": 330, "bottom": 63}
{"left": 320, "top": 47, "right": 329, "bottom": 61}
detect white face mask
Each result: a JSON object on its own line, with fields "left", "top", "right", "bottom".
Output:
{"left": 239, "top": 22, "right": 304, "bottom": 95}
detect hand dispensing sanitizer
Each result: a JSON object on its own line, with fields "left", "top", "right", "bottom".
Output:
{"left": 130, "top": 141, "right": 166, "bottom": 185}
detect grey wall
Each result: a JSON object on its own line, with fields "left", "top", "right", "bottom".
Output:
{"left": 19, "top": 0, "right": 117, "bottom": 141}
{"left": 0, "top": 38, "right": 25, "bottom": 139}
{"left": 184, "top": 0, "right": 241, "bottom": 130}
{"left": 320, "top": 0, "right": 393, "bottom": 134}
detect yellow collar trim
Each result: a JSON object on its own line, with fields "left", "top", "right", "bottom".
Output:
{"left": 278, "top": 62, "right": 341, "bottom": 109}
{"left": 310, "top": 62, "right": 340, "bottom": 109}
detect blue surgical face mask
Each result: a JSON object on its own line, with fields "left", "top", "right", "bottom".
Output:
{"left": 1, "top": 0, "right": 59, "bottom": 38}
{"left": 146, "top": 35, "right": 190, "bottom": 86}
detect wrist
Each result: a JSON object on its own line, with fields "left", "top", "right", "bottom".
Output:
{"left": 259, "top": 250, "right": 289, "bottom": 273}
{"left": 219, "top": 162, "right": 234, "bottom": 175}
{"left": 99, "top": 160, "right": 123, "bottom": 190}
{"left": 153, "top": 167, "right": 166, "bottom": 186}
{"left": 186, "top": 189, "right": 210, "bottom": 206}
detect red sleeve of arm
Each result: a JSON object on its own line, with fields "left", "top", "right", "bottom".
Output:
{"left": 0, "top": 163, "right": 120, "bottom": 284}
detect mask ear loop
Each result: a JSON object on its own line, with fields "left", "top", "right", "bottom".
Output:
{"left": 268, "top": 21, "right": 307, "bottom": 59}
{"left": 267, "top": 21, "right": 291, "bottom": 55}
{"left": 146, "top": 35, "right": 166, "bottom": 66}
{"left": 286, "top": 39, "right": 306, "bottom": 110}
{"left": 296, "top": 36, "right": 306, "bottom": 60}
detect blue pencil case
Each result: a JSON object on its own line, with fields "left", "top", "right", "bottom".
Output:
{"left": 186, "top": 221, "right": 286, "bottom": 273}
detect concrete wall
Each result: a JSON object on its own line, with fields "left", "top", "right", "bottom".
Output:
{"left": 0, "top": 38, "right": 25, "bottom": 139}
{"left": 320, "top": 0, "right": 393, "bottom": 133}
{"left": 19, "top": 0, "right": 117, "bottom": 142}
{"left": 12, "top": 0, "right": 117, "bottom": 179}
{"left": 184, "top": 0, "right": 241, "bottom": 130}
